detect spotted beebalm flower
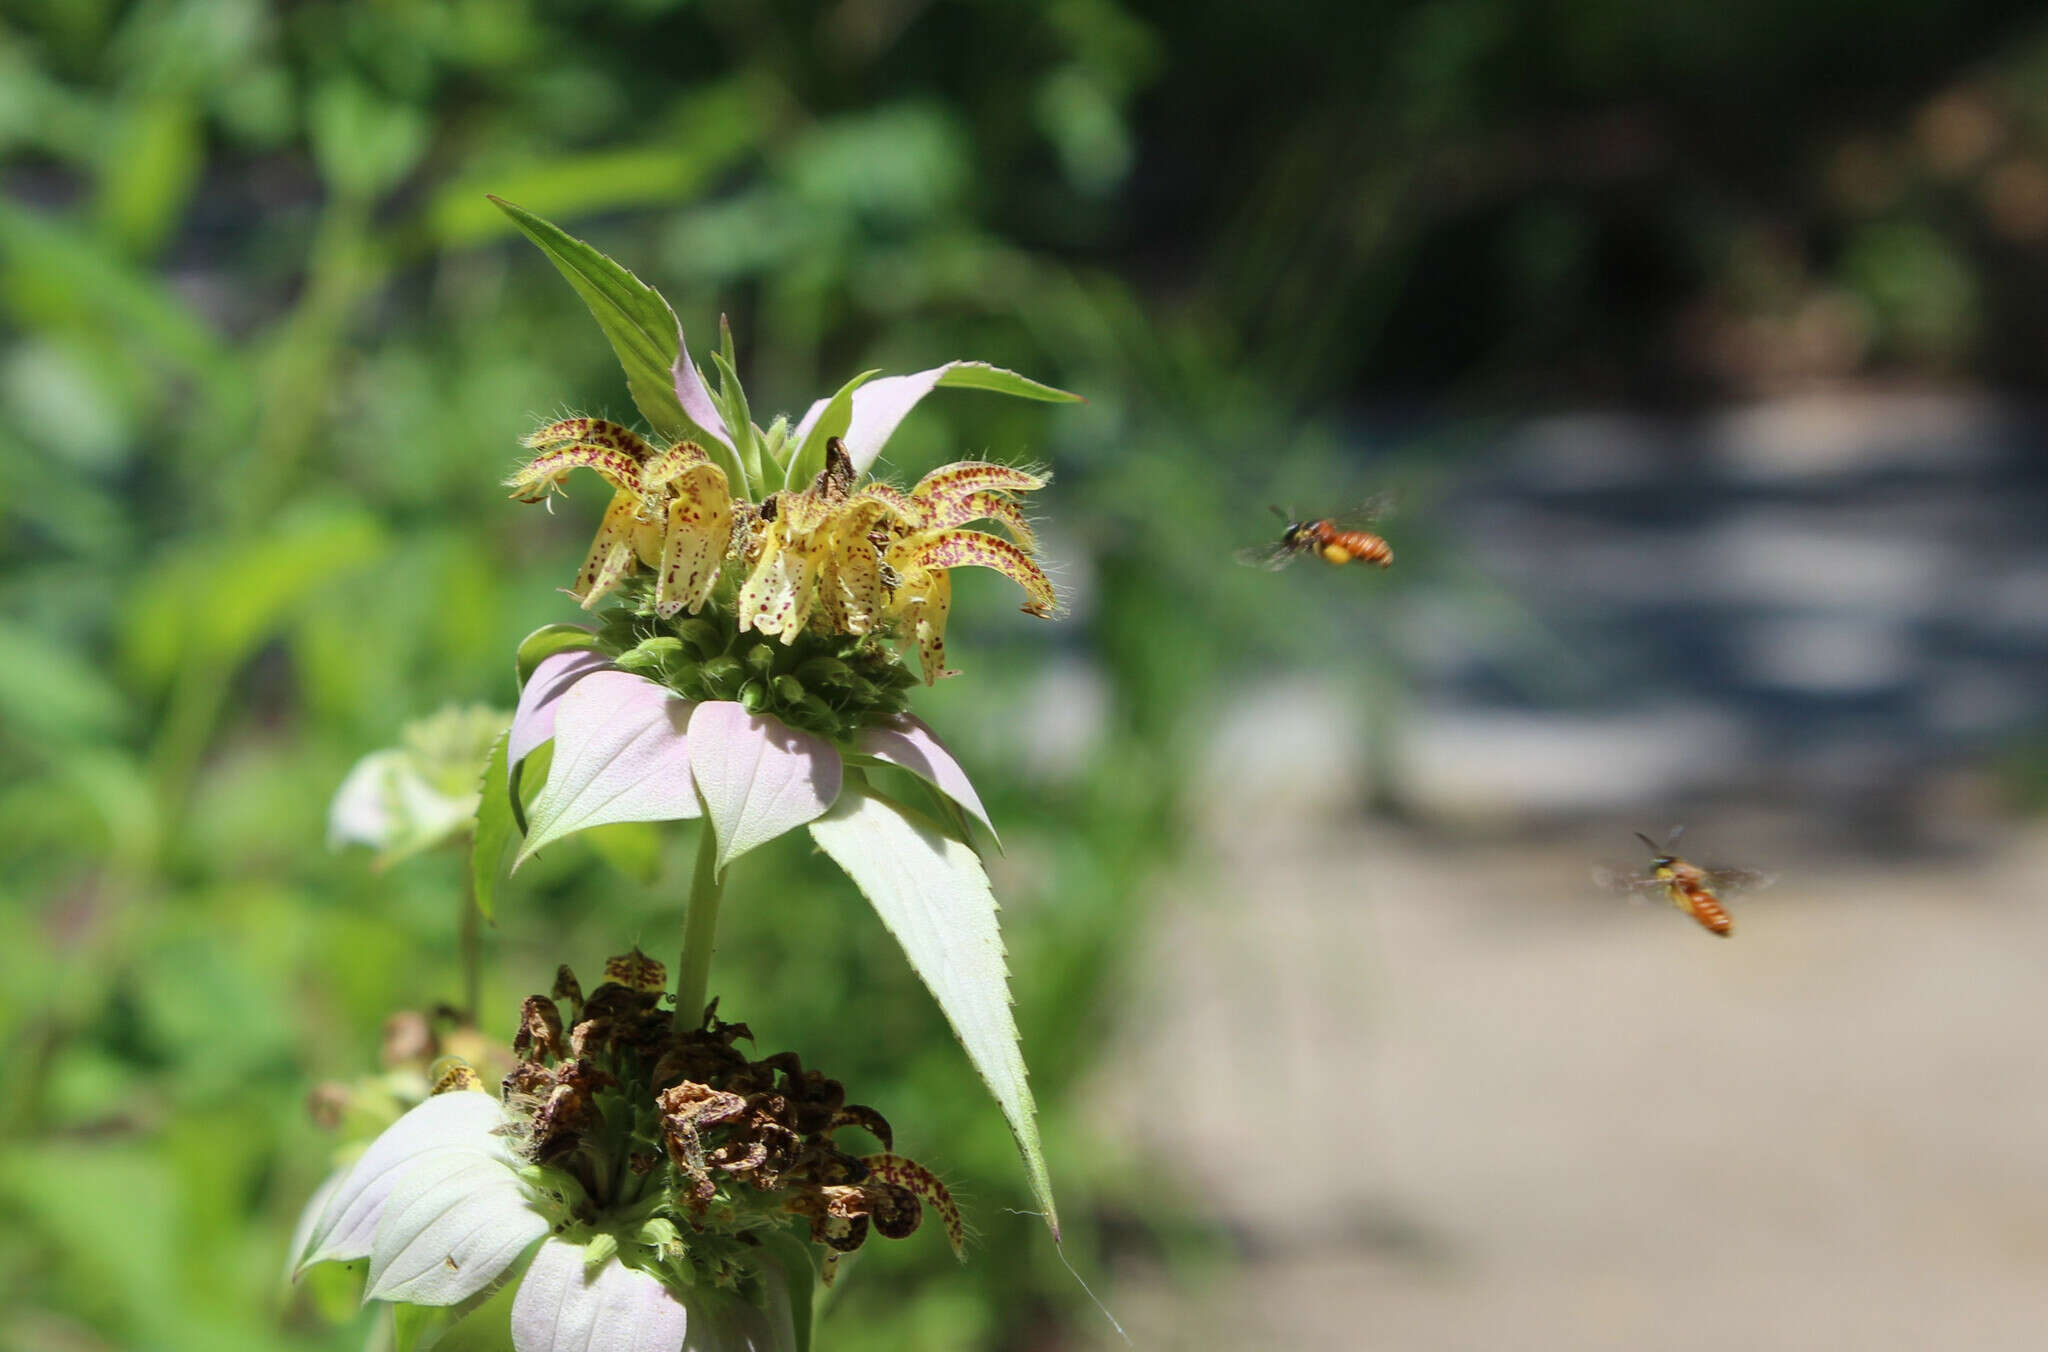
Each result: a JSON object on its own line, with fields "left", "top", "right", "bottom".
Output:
{"left": 508, "top": 422, "right": 1055, "bottom": 685}
{"left": 294, "top": 955, "right": 963, "bottom": 1350}
{"left": 475, "top": 200, "right": 1072, "bottom": 1240}
{"left": 329, "top": 704, "right": 509, "bottom": 865}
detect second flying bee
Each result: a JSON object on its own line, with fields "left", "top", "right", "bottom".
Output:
{"left": 1241, "top": 497, "right": 1396, "bottom": 571}
{"left": 1594, "top": 827, "right": 1776, "bottom": 937}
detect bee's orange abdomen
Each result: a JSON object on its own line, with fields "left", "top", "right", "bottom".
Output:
{"left": 1682, "top": 884, "right": 1733, "bottom": 936}
{"left": 1312, "top": 522, "right": 1395, "bottom": 568}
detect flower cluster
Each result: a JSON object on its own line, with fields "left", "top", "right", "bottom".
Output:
{"left": 509, "top": 421, "right": 1054, "bottom": 686}
{"left": 295, "top": 952, "right": 963, "bottom": 1351}
{"left": 328, "top": 703, "right": 508, "bottom": 865}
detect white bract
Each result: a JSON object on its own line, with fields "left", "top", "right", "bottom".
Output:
{"left": 330, "top": 704, "right": 508, "bottom": 866}
{"left": 293, "top": 1090, "right": 797, "bottom": 1352}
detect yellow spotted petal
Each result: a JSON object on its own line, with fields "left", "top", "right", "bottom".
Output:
{"left": 853, "top": 482, "right": 920, "bottom": 523}
{"left": 505, "top": 444, "right": 646, "bottom": 503}
{"left": 573, "top": 490, "right": 642, "bottom": 608}
{"left": 737, "top": 521, "right": 820, "bottom": 640}
{"left": 655, "top": 463, "right": 733, "bottom": 617}
{"left": 903, "top": 568, "right": 953, "bottom": 683}
{"left": 818, "top": 532, "right": 885, "bottom": 635}
{"left": 640, "top": 441, "right": 708, "bottom": 494}
{"left": 521, "top": 418, "right": 655, "bottom": 458}
{"left": 776, "top": 488, "right": 832, "bottom": 542}
{"left": 910, "top": 462, "right": 1045, "bottom": 506}
{"left": 898, "top": 529, "right": 1057, "bottom": 618}
{"left": 922, "top": 489, "right": 1036, "bottom": 550}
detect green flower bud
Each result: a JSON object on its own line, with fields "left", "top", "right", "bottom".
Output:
{"left": 737, "top": 679, "right": 769, "bottom": 712}
{"left": 615, "top": 636, "right": 684, "bottom": 673}
{"left": 797, "top": 656, "right": 857, "bottom": 687}
{"left": 771, "top": 674, "right": 806, "bottom": 704}
{"left": 699, "top": 655, "right": 743, "bottom": 694}
{"left": 672, "top": 618, "right": 723, "bottom": 659}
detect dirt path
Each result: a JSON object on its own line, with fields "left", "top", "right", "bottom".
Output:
{"left": 1097, "top": 822, "right": 2048, "bottom": 1349}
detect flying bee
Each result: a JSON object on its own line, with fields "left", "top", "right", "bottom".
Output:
{"left": 1594, "top": 827, "right": 1776, "bottom": 937}
{"left": 1238, "top": 496, "right": 1396, "bottom": 571}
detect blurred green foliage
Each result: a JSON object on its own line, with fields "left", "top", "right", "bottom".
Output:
{"left": 5, "top": 0, "right": 2048, "bottom": 1348}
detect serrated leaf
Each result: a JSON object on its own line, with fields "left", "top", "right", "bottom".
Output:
{"left": 472, "top": 731, "right": 512, "bottom": 923}
{"left": 782, "top": 369, "right": 880, "bottom": 491}
{"left": 808, "top": 786, "right": 1056, "bottom": 1237}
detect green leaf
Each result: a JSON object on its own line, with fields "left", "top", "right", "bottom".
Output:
{"left": 761, "top": 413, "right": 792, "bottom": 470}
{"left": 472, "top": 731, "right": 513, "bottom": 924}
{"left": 0, "top": 619, "right": 131, "bottom": 746}
{"left": 932, "top": 362, "right": 1083, "bottom": 402}
{"left": 708, "top": 350, "right": 764, "bottom": 496}
{"left": 514, "top": 624, "right": 600, "bottom": 685}
{"left": 782, "top": 369, "right": 881, "bottom": 492}
{"left": 489, "top": 195, "right": 684, "bottom": 441}
{"left": 122, "top": 507, "right": 385, "bottom": 688}
{"left": 489, "top": 197, "right": 748, "bottom": 493}
{"left": 808, "top": 785, "right": 1057, "bottom": 1238}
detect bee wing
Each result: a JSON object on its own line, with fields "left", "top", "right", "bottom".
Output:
{"left": 1236, "top": 541, "right": 1303, "bottom": 571}
{"left": 1331, "top": 490, "right": 1399, "bottom": 529}
{"left": 1700, "top": 865, "right": 1777, "bottom": 896}
{"left": 1592, "top": 864, "right": 1667, "bottom": 900}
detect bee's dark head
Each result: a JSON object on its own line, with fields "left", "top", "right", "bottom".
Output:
{"left": 1280, "top": 521, "right": 1312, "bottom": 547}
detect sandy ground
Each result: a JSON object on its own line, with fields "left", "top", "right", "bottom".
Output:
{"left": 1092, "top": 817, "right": 2048, "bottom": 1350}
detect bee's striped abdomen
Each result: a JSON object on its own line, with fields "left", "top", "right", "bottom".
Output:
{"left": 1680, "top": 883, "right": 1733, "bottom": 936}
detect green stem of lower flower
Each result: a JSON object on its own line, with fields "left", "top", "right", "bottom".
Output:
{"left": 674, "top": 824, "right": 724, "bottom": 1026}
{"left": 458, "top": 867, "right": 481, "bottom": 1025}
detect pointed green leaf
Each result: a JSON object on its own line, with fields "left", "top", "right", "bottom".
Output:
{"left": 782, "top": 369, "right": 881, "bottom": 492}
{"left": 762, "top": 413, "right": 792, "bottom": 470}
{"left": 708, "top": 350, "right": 765, "bottom": 496}
{"left": 489, "top": 198, "right": 728, "bottom": 472}
{"left": 932, "top": 362, "right": 1082, "bottom": 402}
{"left": 472, "top": 731, "right": 512, "bottom": 923}
{"left": 808, "top": 786, "right": 1057, "bottom": 1237}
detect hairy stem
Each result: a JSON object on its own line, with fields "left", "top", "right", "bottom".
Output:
{"left": 674, "top": 823, "right": 725, "bottom": 1024}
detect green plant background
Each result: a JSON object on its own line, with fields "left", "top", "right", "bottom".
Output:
{"left": 6, "top": 1, "right": 2048, "bottom": 1348}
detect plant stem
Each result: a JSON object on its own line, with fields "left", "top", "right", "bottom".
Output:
{"left": 674, "top": 824, "right": 725, "bottom": 1025}
{"left": 458, "top": 866, "right": 482, "bottom": 1025}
